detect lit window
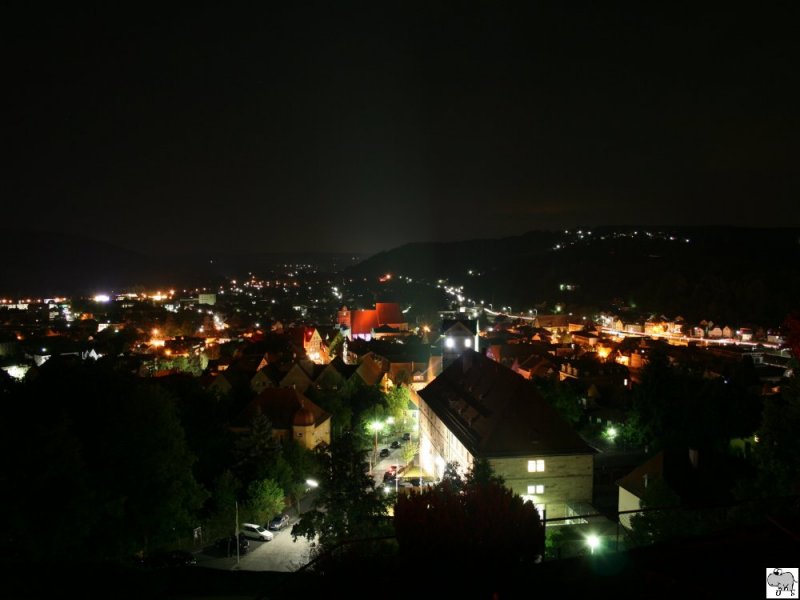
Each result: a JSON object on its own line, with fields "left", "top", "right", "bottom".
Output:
{"left": 445, "top": 337, "right": 455, "bottom": 348}
{"left": 527, "top": 459, "right": 545, "bottom": 472}
{"left": 464, "top": 338, "right": 472, "bottom": 348}
{"left": 527, "top": 484, "right": 545, "bottom": 495}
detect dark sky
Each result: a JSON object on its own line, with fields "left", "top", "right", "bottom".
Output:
{"left": 3, "top": 2, "right": 798, "bottom": 256}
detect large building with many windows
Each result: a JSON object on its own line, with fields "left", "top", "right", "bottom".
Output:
{"left": 417, "top": 349, "right": 596, "bottom": 519}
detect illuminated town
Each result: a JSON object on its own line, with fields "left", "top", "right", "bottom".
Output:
{"left": 3, "top": 3, "right": 798, "bottom": 598}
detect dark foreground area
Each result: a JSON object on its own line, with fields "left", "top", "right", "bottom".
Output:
{"left": 3, "top": 517, "right": 797, "bottom": 599}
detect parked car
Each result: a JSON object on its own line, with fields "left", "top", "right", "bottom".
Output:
{"left": 402, "top": 432, "right": 411, "bottom": 441}
{"left": 390, "top": 440, "right": 401, "bottom": 449}
{"left": 213, "top": 534, "right": 249, "bottom": 556}
{"left": 268, "top": 514, "right": 290, "bottom": 531}
{"left": 241, "top": 523, "right": 273, "bottom": 541}
{"left": 379, "top": 448, "right": 390, "bottom": 458}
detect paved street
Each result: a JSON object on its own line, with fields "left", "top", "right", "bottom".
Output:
{"left": 195, "top": 436, "right": 419, "bottom": 573}
{"left": 196, "top": 496, "right": 317, "bottom": 573}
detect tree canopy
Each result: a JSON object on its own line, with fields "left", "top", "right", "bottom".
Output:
{"left": 394, "top": 459, "right": 543, "bottom": 571}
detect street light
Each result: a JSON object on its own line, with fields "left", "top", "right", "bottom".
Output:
{"left": 370, "top": 420, "right": 383, "bottom": 464}
{"left": 586, "top": 534, "right": 600, "bottom": 555}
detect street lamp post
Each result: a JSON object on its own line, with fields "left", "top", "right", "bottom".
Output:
{"left": 235, "top": 500, "right": 240, "bottom": 567}
{"left": 370, "top": 420, "right": 383, "bottom": 471}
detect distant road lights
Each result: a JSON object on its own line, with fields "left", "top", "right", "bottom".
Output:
{"left": 93, "top": 294, "right": 110, "bottom": 303}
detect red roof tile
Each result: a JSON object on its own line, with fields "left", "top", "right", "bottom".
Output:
{"left": 351, "top": 310, "right": 379, "bottom": 335}
{"left": 376, "top": 302, "right": 403, "bottom": 324}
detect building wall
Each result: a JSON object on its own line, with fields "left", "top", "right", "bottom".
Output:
{"left": 291, "top": 419, "right": 331, "bottom": 450}
{"left": 618, "top": 486, "right": 641, "bottom": 529}
{"left": 420, "top": 390, "right": 594, "bottom": 520}
{"left": 419, "top": 396, "right": 472, "bottom": 478}
{"left": 315, "top": 418, "right": 331, "bottom": 447}
{"left": 292, "top": 423, "right": 315, "bottom": 450}
{"left": 491, "top": 454, "right": 594, "bottom": 519}
{"left": 198, "top": 293, "right": 216, "bottom": 306}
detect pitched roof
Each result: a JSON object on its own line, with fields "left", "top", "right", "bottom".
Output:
{"left": 279, "top": 362, "right": 314, "bottom": 392}
{"left": 624, "top": 445, "right": 739, "bottom": 503}
{"left": 419, "top": 349, "right": 595, "bottom": 458}
{"left": 376, "top": 302, "right": 404, "bottom": 324}
{"left": 355, "top": 354, "right": 386, "bottom": 386}
{"left": 442, "top": 319, "right": 477, "bottom": 335}
{"left": 235, "top": 388, "right": 330, "bottom": 430}
{"left": 329, "top": 356, "right": 358, "bottom": 379}
{"left": 251, "top": 364, "right": 282, "bottom": 386}
{"left": 351, "top": 310, "right": 379, "bottom": 335}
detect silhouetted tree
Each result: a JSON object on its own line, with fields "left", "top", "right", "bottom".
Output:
{"left": 291, "top": 431, "right": 389, "bottom": 549}
{"left": 233, "top": 412, "right": 280, "bottom": 483}
{"left": 245, "top": 478, "right": 284, "bottom": 524}
{"left": 394, "top": 460, "right": 543, "bottom": 572}
{"left": 534, "top": 378, "right": 582, "bottom": 424}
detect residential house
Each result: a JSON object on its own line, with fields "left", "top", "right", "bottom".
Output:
{"left": 280, "top": 361, "right": 316, "bottom": 394}
{"left": 250, "top": 364, "right": 282, "bottom": 394}
{"left": 536, "top": 314, "right": 571, "bottom": 335}
{"left": 349, "top": 302, "right": 408, "bottom": 341}
{"left": 207, "top": 366, "right": 255, "bottom": 398}
{"left": 233, "top": 388, "right": 331, "bottom": 450}
{"left": 571, "top": 330, "right": 599, "bottom": 348}
{"left": 617, "top": 447, "right": 732, "bottom": 530}
{"left": 441, "top": 318, "right": 479, "bottom": 370}
{"left": 354, "top": 352, "right": 388, "bottom": 387}
{"left": 418, "top": 350, "right": 596, "bottom": 519}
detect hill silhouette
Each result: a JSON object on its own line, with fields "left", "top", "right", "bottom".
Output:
{"left": 347, "top": 227, "right": 800, "bottom": 326}
{"left": 0, "top": 230, "right": 188, "bottom": 296}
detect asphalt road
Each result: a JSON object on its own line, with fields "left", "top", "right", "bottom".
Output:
{"left": 196, "top": 498, "right": 316, "bottom": 572}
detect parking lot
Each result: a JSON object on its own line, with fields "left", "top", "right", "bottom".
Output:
{"left": 196, "top": 514, "right": 314, "bottom": 572}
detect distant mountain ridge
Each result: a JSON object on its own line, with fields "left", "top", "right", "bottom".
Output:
{"left": 347, "top": 227, "right": 800, "bottom": 326}
{"left": 0, "top": 230, "right": 362, "bottom": 296}
{"left": 0, "top": 230, "right": 179, "bottom": 296}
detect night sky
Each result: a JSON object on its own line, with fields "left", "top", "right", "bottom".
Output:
{"left": 4, "top": 3, "right": 798, "bottom": 256}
